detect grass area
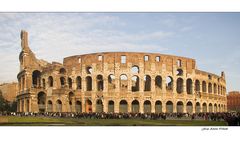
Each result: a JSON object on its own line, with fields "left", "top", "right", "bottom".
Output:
{"left": 0, "top": 116, "right": 227, "bottom": 126}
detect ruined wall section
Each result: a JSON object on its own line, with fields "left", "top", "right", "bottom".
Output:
{"left": 16, "top": 31, "right": 227, "bottom": 113}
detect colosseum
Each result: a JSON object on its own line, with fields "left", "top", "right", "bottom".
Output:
{"left": 17, "top": 30, "right": 227, "bottom": 113}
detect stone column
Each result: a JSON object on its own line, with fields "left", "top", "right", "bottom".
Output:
{"left": 192, "top": 81, "right": 195, "bottom": 95}
{"left": 140, "top": 76, "right": 144, "bottom": 92}
{"left": 72, "top": 78, "right": 77, "bottom": 90}
{"left": 92, "top": 99, "right": 96, "bottom": 112}
{"left": 103, "top": 76, "right": 108, "bottom": 92}
{"left": 173, "top": 101, "right": 177, "bottom": 113}
{"left": 128, "top": 100, "right": 132, "bottom": 113}
{"left": 29, "top": 98, "right": 32, "bottom": 112}
{"left": 21, "top": 99, "right": 24, "bottom": 112}
{"left": 183, "top": 102, "right": 187, "bottom": 113}
{"left": 127, "top": 77, "right": 131, "bottom": 92}
{"left": 24, "top": 74, "right": 27, "bottom": 90}
{"left": 19, "top": 100, "right": 22, "bottom": 112}
{"left": 162, "top": 101, "right": 166, "bottom": 113}
{"left": 82, "top": 98, "right": 86, "bottom": 112}
{"left": 192, "top": 102, "right": 196, "bottom": 113}
{"left": 206, "top": 104, "right": 209, "bottom": 112}
{"left": 82, "top": 76, "right": 86, "bottom": 92}
{"left": 139, "top": 101, "right": 144, "bottom": 113}
{"left": 103, "top": 99, "right": 108, "bottom": 113}
{"left": 21, "top": 76, "right": 24, "bottom": 91}
{"left": 92, "top": 75, "right": 96, "bottom": 92}
{"left": 114, "top": 100, "right": 119, "bottom": 113}
{"left": 151, "top": 76, "right": 155, "bottom": 93}
{"left": 151, "top": 100, "right": 155, "bottom": 113}
{"left": 115, "top": 76, "right": 120, "bottom": 93}
{"left": 23, "top": 98, "right": 27, "bottom": 112}
{"left": 200, "top": 103, "right": 203, "bottom": 113}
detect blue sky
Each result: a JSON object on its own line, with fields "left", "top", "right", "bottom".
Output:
{"left": 0, "top": 13, "right": 239, "bottom": 91}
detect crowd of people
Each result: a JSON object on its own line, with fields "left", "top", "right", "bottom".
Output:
{"left": 0, "top": 111, "right": 240, "bottom": 126}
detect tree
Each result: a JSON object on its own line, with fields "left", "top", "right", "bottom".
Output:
{"left": 0, "top": 91, "right": 17, "bottom": 112}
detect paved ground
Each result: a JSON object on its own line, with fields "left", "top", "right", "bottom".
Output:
{"left": 0, "top": 116, "right": 227, "bottom": 126}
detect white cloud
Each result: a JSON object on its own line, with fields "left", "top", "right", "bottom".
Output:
{"left": 0, "top": 13, "right": 172, "bottom": 83}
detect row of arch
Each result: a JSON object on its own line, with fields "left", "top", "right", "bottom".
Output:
{"left": 33, "top": 70, "right": 226, "bottom": 96}
{"left": 38, "top": 92, "right": 226, "bottom": 113}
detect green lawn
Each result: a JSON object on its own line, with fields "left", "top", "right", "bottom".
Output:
{"left": 0, "top": 116, "right": 227, "bottom": 126}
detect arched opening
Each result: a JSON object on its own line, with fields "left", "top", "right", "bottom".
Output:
{"left": 176, "top": 69, "right": 183, "bottom": 76}
{"left": 166, "top": 76, "right": 173, "bottom": 91}
{"left": 60, "top": 77, "right": 65, "bottom": 88}
{"left": 177, "top": 59, "right": 182, "bottom": 67}
{"left": 209, "top": 103, "right": 213, "bottom": 113}
{"left": 202, "top": 81, "right": 207, "bottom": 93}
{"left": 131, "top": 100, "right": 140, "bottom": 113}
{"left": 195, "top": 102, "right": 201, "bottom": 113}
{"left": 47, "top": 100, "right": 53, "bottom": 112}
{"left": 68, "top": 77, "right": 72, "bottom": 89}
{"left": 59, "top": 68, "right": 66, "bottom": 74}
{"left": 195, "top": 80, "right": 200, "bottom": 92}
{"left": 86, "top": 66, "right": 93, "bottom": 74}
{"left": 108, "top": 74, "right": 115, "bottom": 91}
{"left": 155, "top": 101, "right": 162, "bottom": 113}
{"left": 68, "top": 92, "right": 74, "bottom": 112}
{"left": 208, "top": 75, "right": 212, "bottom": 80}
{"left": 120, "top": 74, "right": 128, "bottom": 92}
{"left": 85, "top": 99, "right": 92, "bottom": 113}
{"left": 144, "top": 75, "right": 151, "bottom": 91}
{"left": 176, "top": 78, "right": 183, "bottom": 94}
{"left": 69, "top": 100, "right": 73, "bottom": 112}
{"left": 177, "top": 101, "right": 184, "bottom": 113}
{"left": 203, "top": 103, "right": 207, "bottom": 112}
{"left": 96, "top": 75, "right": 104, "bottom": 91}
{"left": 208, "top": 83, "right": 212, "bottom": 94}
{"left": 38, "top": 91, "right": 46, "bottom": 112}
{"left": 186, "top": 101, "right": 193, "bottom": 114}
{"left": 56, "top": 100, "right": 62, "bottom": 112}
{"left": 131, "top": 76, "right": 139, "bottom": 92}
{"left": 221, "top": 104, "right": 224, "bottom": 112}
{"left": 86, "top": 76, "right": 92, "bottom": 91}
{"left": 144, "top": 100, "right": 151, "bottom": 113}
{"left": 214, "top": 104, "right": 218, "bottom": 113}
{"left": 75, "top": 101, "right": 82, "bottom": 112}
{"left": 214, "top": 83, "right": 217, "bottom": 94}
{"left": 131, "top": 65, "right": 139, "bottom": 74}
{"left": 108, "top": 100, "right": 114, "bottom": 113}
{"left": 155, "top": 76, "right": 162, "bottom": 90}
{"left": 119, "top": 100, "right": 128, "bottom": 113}
{"left": 96, "top": 99, "right": 103, "bottom": 113}
{"left": 218, "top": 104, "right": 221, "bottom": 112}
{"left": 76, "top": 76, "right": 82, "bottom": 89}
{"left": 48, "top": 76, "right": 53, "bottom": 87}
{"left": 166, "top": 101, "right": 173, "bottom": 113}
{"left": 42, "top": 79, "right": 46, "bottom": 89}
{"left": 32, "top": 70, "right": 41, "bottom": 88}
{"left": 186, "top": 79, "right": 193, "bottom": 94}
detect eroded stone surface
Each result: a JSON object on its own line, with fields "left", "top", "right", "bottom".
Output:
{"left": 17, "top": 30, "right": 227, "bottom": 113}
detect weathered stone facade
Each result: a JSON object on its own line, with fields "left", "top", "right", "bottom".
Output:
{"left": 17, "top": 30, "right": 227, "bottom": 113}
{"left": 0, "top": 82, "right": 18, "bottom": 102}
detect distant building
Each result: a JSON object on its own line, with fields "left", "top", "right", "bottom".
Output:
{"left": 227, "top": 91, "right": 240, "bottom": 112}
{"left": 0, "top": 82, "right": 18, "bottom": 102}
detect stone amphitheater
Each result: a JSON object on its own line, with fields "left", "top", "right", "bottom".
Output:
{"left": 17, "top": 30, "right": 227, "bottom": 113}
